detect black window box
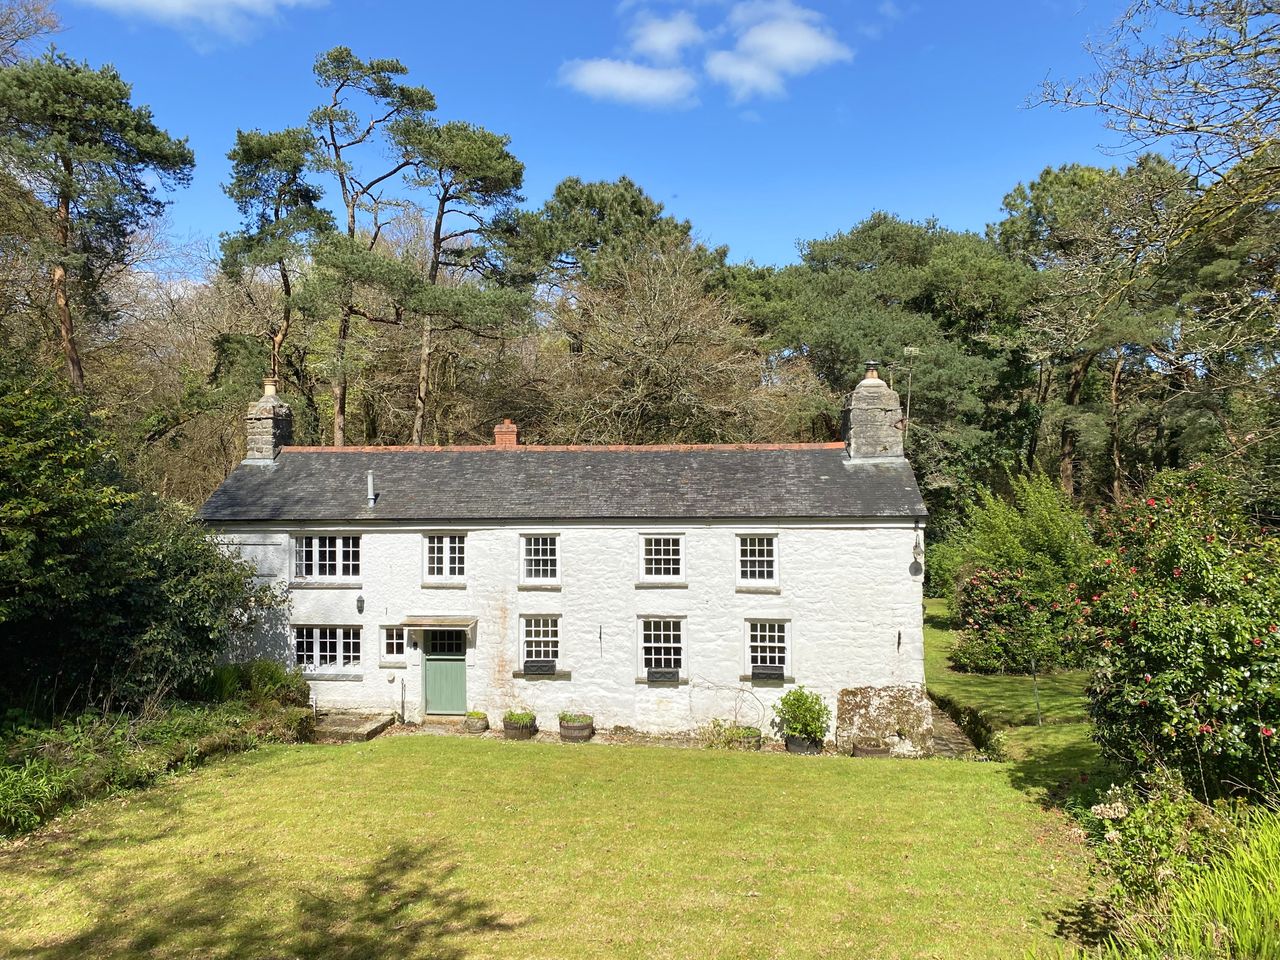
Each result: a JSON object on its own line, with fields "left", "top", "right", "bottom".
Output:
{"left": 751, "top": 664, "right": 785, "bottom": 681}
{"left": 646, "top": 667, "right": 680, "bottom": 683}
{"left": 523, "top": 659, "right": 557, "bottom": 675}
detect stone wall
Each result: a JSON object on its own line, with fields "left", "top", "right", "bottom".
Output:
{"left": 214, "top": 518, "right": 928, "bottom": 735}
{"left": 835, "top": 685, "right": 934, "bottom": 756}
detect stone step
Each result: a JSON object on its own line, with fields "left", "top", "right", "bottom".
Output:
{"left": 313, "top": 712, "right": 395, "bottom": 743}
{"left": 929, "top": 703, "right": 976, "bottom": 758}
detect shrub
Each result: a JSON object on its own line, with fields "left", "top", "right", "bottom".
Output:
{"left": 503, "top": 709, "right": 536, "bottom": 728}
{"left": 1085, "top": 469, "right": 1280, "bottom": 797}
{"left": 0, "top": 758, "right": 72, "bottom": 835}
{"left": 465, "top": 711, "right": 488, "bottom": 720}
{"left": 558, "top": 712, "right": 592, "bottom": 725}
{"left": 699, "top": 719, "right": 763, "bottom": 749}
{"left": 951, "top": 567, "right": 1087, "bottom": 673}
{"left": 772, "top": 687, "right": 831, "bottom": 743}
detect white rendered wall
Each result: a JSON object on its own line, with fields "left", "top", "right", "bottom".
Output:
{"left": 215, "top": 519, "right": 926, "bottom": 734}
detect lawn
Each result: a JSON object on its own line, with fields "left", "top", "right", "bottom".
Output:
{"left": 923, "top": 599, "right": 1112, "bottom": 802}
{"left": 0, "top": 734, "right": 1092, "bottom": 960}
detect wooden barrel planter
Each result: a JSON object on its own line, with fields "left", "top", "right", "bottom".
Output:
{"left": 852, "top": 740, "right": 891, "bottom": 758}
{"left": 558, "top": 713, "right": 594, "bottom": 743}
{"left": 463, "top": 713, "right": 489, "bottom": 734}
{"left": 502, "top": 711, "right": 537, "bottom": 740}
{"left": 729, "top": 727, "right": 763, "bottom": 751}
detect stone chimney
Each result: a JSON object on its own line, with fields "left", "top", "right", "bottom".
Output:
{"left": 843, "top": 361, "right": 904, "bottom": 459}
{"left": 244, "top": 378, "right": 293, "bottom": 463}
{"left": 493, "top": 419, "right": 518, "bottom": 448}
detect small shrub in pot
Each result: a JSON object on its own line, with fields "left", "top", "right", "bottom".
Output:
{"left": 463, "top": 711, "right": 489, "bottom": 734}
{"left": 773, "top": 687, "right": 830, "bottom": 754}
{"left": 558, "top": 711, "right": 594, "bottom": 743}
{"left": 502, "top": 709, "right": 537, "bottom": 740}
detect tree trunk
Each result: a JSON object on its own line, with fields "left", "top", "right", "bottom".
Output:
{"left": 411, "top": 317, "right": 432, "bottom": 445}
{"left": 1109, "top": 354, "right": 1125, "bottom": 503}
{"left": 52, "top": 176, "right": 84, "bottom": 393}
{"left": 332, "top": 307, "right": 351, "bottom": 446}
{"left": 1058, "top": 351, "right": 1097, "bottom": 499}
{"left": 1025, "top": 360, "right": 1052, "bottom": 474}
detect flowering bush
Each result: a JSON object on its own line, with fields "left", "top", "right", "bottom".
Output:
{"left": 950, "top": 566, "right": 1087, "bottom": 673}
{"left": 1085, "top": 469, "right": 1280, "bottom": 797}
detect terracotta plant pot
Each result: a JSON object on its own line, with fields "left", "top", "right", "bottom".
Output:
{"left": 785, "top": 735, "right": 823, "bottom": 755}
{"left": 559, "top": 720, "right": 594, "bottom": 743}
{"left": 463, "top": 716, "right": 489, "bottom": 734}
{"left": 503, "top": 720, "right": 537, "bottom": 740}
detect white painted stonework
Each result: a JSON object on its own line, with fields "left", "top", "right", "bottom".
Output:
{"left": 215, "top": 519, "right": 926, "bottom": 735}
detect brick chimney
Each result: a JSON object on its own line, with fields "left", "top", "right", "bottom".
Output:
{"left": 843, "top": 361, "right": 904, "bottom": 459}
{"left": 493, "top": 419, "right": 518, "bottom": 448}
{"left": 244, "top": 378, "right": 293, "bottom": 463}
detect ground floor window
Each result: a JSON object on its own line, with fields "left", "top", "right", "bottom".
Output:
{"left": 641, "top": 618, "right": 683, "bottom": 671}
{"left": 294, "top": 626, "right": 361, "bottom": 670}
{"left": 747, "top": 620, "right": 788, "bottom": 673}
{"left": 522, "top": 616, "right": 560, "bottom": 665}
{"left": 383, "top": 627, "right": 406, "bottom": 659}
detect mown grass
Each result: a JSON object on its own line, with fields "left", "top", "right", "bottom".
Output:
{"left": 923, "top": 599, "right": 1113, "bottom": 804}
{"left": 0, "top": 735, "right": 1092, "bottom": 960}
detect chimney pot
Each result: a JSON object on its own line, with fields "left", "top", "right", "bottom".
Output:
{"left": 244, "top": 379, "right": 293, "bottom": 463}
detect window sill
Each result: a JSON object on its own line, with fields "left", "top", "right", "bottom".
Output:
{"left": 420, "top": 581, "right": 466, "bottom": 590}
{"left": 739, "top": 674, "right": 794, "bottom": 684}
{"left": 302, "top": 672, "right": 364, "bottom": 682}
{"left": 517, "top": 583, "right": 561, "bottom": 591}
{"left": 512, "top": 670, "right": 572, "bottom": 680}
{"left": 634, "top": 677, "right": 690, "bottom": 686}
{"left": 634, "top": 581, "right": 688, "bottom": 590}
{"left": 290, "top": 581, "right": 362, "bottom": 590}
{"left": 736, "top": 585, "right": 781, "bottom": 595}
{"left": 379, "top": 661, "right": 408, "bottom": 670}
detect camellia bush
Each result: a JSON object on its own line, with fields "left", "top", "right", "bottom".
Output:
{"left": 1085, "top": 469, "right": 1279, "bottom": 798}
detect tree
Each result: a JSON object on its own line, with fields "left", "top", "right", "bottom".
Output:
{"left": 221, "top": 127, "right": 334, "bottom": 379}
{"left": 0, "top": 0, "right": 55, "bottom": 65}
{"left": 307, "top": 46, "right": 436, "bottom": 444}
{"left": 0, "top": 52, "right": 193, "bottom": 391}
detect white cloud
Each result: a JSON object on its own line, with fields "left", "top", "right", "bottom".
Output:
{"left": 75, "top": 0, "right": 321, "bottom": 35}
{"left": 559, "top": 58, "right": 697, "bottom": 107}
{"left": 630, "top": 10, "right": 705, "bottom": 62}
{"left": 706, "top": 1, "right": 852, "bottom": 102}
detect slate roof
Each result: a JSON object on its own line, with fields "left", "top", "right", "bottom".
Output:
{"left": 198, "top": 444, "right": 928, "bottom": 524}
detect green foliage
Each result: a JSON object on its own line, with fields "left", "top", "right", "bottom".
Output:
{"left": 772, "top": 687, "right": 831, "bottom": 743}
{"left": 1085, "top": 469, "right": 1280, "bottom": 797}
{"left": 699, "top": 719, "right": 764, "bottom": 750}
{"left": 196, "top": 660, "right": 310, "bottom": 709}
{"left": 465, "top": 711, "right": 488, "bottom": 720}
{"left": 947, "top": 475, "right": 1095, "bottom": 673}
{"left": 0, "top": 701, "right": 311, "bottom": 837}
{"left": 557, "top": 712, "right": 592, "bottom": 725}
{"left": 0, "top": 363, "right": 279, "bottom": 710}
{"left": 502, "top": 710, "right": 536, "bottom": 728}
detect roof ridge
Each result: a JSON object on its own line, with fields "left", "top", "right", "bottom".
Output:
{"left": 279, "top": 442, "right": 847, "bottom": 454}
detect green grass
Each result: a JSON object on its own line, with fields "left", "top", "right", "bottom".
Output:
{"left": 0, "top": 736, "right": 1092, "bottom": 960}
{"left": 923, "top": 599, "right": 1113, "bottom": 803}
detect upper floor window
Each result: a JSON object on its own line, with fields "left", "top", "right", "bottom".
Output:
{"left": 424, "top": 534, "right": 466, "bottom": 580}
{"left": 738, "top": 535, "right": 777, "bottom": 585}
{"left": 294, "top": 625, "right": 361, "bottom": 671}
{"left": 294, "top": 535, "right": 360, "bottom": 580}
{"left": 521, "top": 535, "right": 559, "bottom": 583}
{"left": 642, "top": 535, "right": 683, "bottom": 581}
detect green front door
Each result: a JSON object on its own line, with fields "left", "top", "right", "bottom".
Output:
{"left": 423, "top": 630, "right": 467, "bottom": 715}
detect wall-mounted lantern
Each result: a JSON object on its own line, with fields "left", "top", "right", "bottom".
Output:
{"left": 356, "top": 594, "right": 365, "bottom": 614}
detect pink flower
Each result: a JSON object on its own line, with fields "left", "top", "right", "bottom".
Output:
{"left": 1146, "top": 498, "right": 1156, "bottom": 507}
{"left": 1262, "top": 727, "right": 1275, "bottom": 738}
{"left": 1253, "top": 638, "right": 1264, "bottom": 647}
{"left": 1173, "top": 568, "right": 1182, "bottom": 578}
{"left": 1270, "top": 625, "right": 1278, "bottom": 634}
{"left": 1199, "top": 724, "right": 1212, "bottom": 734}
{"left": 1143, "top": 674, "right": 1152, "bottom": 683}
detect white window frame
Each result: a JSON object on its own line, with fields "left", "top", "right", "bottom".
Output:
{"left": 638, "top": 533, "right": 685, "bottom": 583}
{"left": 736, "top": 533, "right": 779, "bottom": 587}
{"left": 292, "top": 534, "right": 361, "bottom": 582}
{"left": 519, "top": 533, "right": 560, "bottom": 585}
{"left": 422, "top": 532, "right": 467, "bottom": 583}
{"left": 744, "top": 619, "right": 790, "bottom": 675}
{"left": 382, "top": 626, "right": 407, "bottom": 663}
{"left": 294, "top": 625, "right": 362, "bottom": 674}
{"left": 637, "top": 615, "right": 687, "bottom": 679}
{"left": 519, "top": 615, "right": 561, "bottom": 667}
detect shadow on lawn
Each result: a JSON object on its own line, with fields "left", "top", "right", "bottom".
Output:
{"left": 0, "top": 835, "right": 521, "bottom": 960}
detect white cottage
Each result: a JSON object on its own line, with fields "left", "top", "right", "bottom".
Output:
{"left": 199, "top": 364, "right": 933, "bottom": 750}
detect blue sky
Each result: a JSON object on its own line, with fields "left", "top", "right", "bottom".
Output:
{"left": 57, "top": 0, "right": 1135, "bottom": 266}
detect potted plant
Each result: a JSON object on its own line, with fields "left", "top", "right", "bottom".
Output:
{"left": 502, "top": 709, "right": 538, "bottom": 740}
{"left": 558, "top": 711, "right": 594, "bottom": 743}
{"left": 728, "top": 725, "right": 762, "bottom": 751}
{"left": 772, "top": 687, "right": 831, "bottom": 755}
{"left": 463, "top": 711, "right": 489, "bottom": 734}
